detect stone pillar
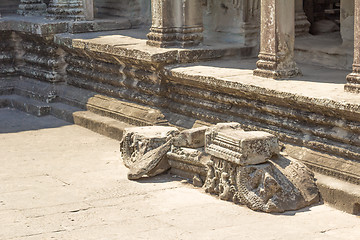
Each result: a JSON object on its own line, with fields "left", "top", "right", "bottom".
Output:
{"left": 345, "top": 0, "right": 360, "bottom": 93}
{"left": 18, "top": 0, "right": 47, "bottom": 16}
{"left": 295, "top": 0, "right": 310, "bottom": 36}
{"left": 147, "top": 0, "right": 203, "bottom": 48}
{"left": 253, "top": 0, "right": 301, "bottom": 79}
{"left": 47, "top": 0, "right": 94, "bottom": 20}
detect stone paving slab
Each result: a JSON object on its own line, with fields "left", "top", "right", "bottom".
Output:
{"left": 1, "top": 108, "right": 360, "bottom": 240}
{"left": 166, "top": 58, "right": 360, "bottom": 105}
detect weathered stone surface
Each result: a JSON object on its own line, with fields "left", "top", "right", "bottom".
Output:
{"left": 147, "top": 0, "right": 203, "bottom": 47}
{"left": 206, "top": 125, "right": 278, "bottom": 165}
{"left": 193, "top": 173, "right": 203, "bottom": 187}
{"left": 204, "top": 155, "right": 319, "bottom": 213}
{"left": 173, "top": 126, "right": 209, "bottom": 148}
{"left": 167, "top": 146, "right": 209, "bottom": 181}
{"left": 127, "top": 139, "right": 173, "bottom": 180}
{"left": 120, "top": 126, "right": 179, "bottom": 179}
{"left": 203, "top": 125, "right": 318, "bottom": 212}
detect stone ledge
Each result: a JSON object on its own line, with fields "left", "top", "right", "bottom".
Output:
{"left": 0, "top": 15, "right": 132, "bottom": 36}
{"left": 54, "top": 29, "right": 254, "bottom": 65}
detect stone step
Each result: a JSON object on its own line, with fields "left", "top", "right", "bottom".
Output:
{"left": 49, "top": 102, "right": 83, "bottom": 124}
{"left": 315, "top": 173, "right": 360, "bottom": 215}
{"left": 0, "top": 95, "right": 50, "bottom": 117}
{"left": 73, "top": 110, "right": 134, "bottom": 141}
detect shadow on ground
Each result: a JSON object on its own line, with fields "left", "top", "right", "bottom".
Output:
{"left": 0, "top": 108, "right": 71, "bottom": 134}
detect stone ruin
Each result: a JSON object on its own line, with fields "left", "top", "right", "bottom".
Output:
{"left": 120, "top": 123, "right": 319, "bottom": 213}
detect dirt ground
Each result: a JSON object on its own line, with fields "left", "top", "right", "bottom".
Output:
{"left": 1, "top": 108, "right": 360, "bottom": 240}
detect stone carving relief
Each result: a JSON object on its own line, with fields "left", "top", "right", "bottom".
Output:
{"left": 204, "top": 156, "right": 319, "bottom": 212}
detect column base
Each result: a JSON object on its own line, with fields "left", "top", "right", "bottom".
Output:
{"left": 254, "top": 54, "right": 301, "bottom": 79}
{"left": 147, "top": 27, "right": 203, "bottom": 48}
{"left": 345, "top": 70, "right": 360, "bottom": 93}
{"left": 295, "top": 11, "right": 311, "bottom": 37}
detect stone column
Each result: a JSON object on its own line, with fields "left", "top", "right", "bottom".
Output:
{"left": 345, "top": 0, "right": 360, "bottom": 93}
{"left": 253, "top": 0, "right": 301, "bottom": 79}
{"left": 18, "top": 0, "right": 47, "bottom": 16}
{"left": 295, "top": 0, "right": 310, "bottom": 36}
{"left": 47, "top": 0, "right": 94, "bottom": 20}
{"left": 147, "top": 0, "right": 203, "bottom": 48}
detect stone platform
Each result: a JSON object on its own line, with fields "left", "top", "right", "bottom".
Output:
{"left": 54, "top": 28, "right": 255, "bottom": 64}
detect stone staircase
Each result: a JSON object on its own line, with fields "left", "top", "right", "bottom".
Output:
{"left": 0, "top": 78, "right": 168, "bottom": 141}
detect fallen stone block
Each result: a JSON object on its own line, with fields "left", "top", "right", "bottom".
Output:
{"left": 206, "top": 128, "right": 279, "bottom": 165}
{"left": 204, "top": 155, "right": 319, "bottom": 213}
{"left": 167, "top": 146, "right": 209, "bottom": 182}
{"left": 120, "top": 126, "right": 179, "bottom": 179}
{"left": 173, "top": 126, "right": 209, "bottom": 148}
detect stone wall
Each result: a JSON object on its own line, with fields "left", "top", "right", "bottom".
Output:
{"left": 0, "top": 0, "right": 20, "bottom": 15}
{"left": 164, "top": 68, "right": 360, "bottom": 185}
{"left": 94, "top": 0, "right": 151, "bottom": 26}
{"left": 0, "top": 31, "right": 16, "bottom": 76}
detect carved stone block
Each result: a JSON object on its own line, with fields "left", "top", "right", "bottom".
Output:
{"left": 206, "top": 128, "right": 279, "bottom": 166}
{"left": 120, "top": 126, "right": 179, "bottom": 179}
{"left": 173, "top": 126, "right": 209, "bottom": 148}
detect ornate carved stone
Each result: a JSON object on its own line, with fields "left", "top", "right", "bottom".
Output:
{"left": 345, "top": 0, "right": 360, "bottom": 93}
{"left": 203, "top": 125, "right": 319, "bottom": 213}
{"left": 167, "top": 146, "right": 209, "bottom": 182}
{"left": 204, "top": 155, "right": 319, "bottom": 212}
{"left": 47, "top": 0, "right": 92, "bottom": 20}
{"left": 147, "top": 0, "right": 203, "bottom": 48}
{"left": 120, "top": 126, "right": 179, "bottom": 179}
{"left": 253, "top": 0, "right": 301, "bottom": 79}
{"left": 18, "top": 0, "right": 47, "bottom": 16}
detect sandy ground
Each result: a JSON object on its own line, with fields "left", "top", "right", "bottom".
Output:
{"left": 1, "top": 108, "right": 360, "bottom": 240}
